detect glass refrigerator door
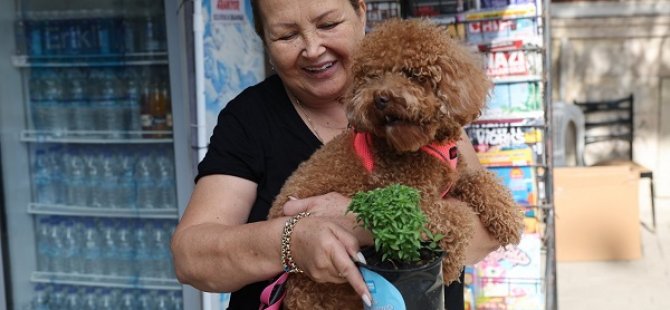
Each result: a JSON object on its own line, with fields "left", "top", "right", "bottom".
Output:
{"left": 0, "top": 0, "right": 193, "bottom": 309}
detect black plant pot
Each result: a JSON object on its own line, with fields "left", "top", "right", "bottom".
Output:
{"left": 361, "top": 247, "right": 445, "bottom": 310}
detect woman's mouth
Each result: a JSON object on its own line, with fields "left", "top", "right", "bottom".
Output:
{"left": 304, "top": 61, "right": 335, "bottom": 73}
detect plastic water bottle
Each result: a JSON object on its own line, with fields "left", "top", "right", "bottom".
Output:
{"left": 25, "top": 11, "right": 44, "bottom": 56}
{"left": 77, "top": 11, "right": 98, "bottom": 55}
{"left": 30, "top": 284, "right": 50, "bottom": 310}
{"left": 81, "top": 218, "right": 103, "bottom": 274}
{"left": 149, "top": 221, "right": 170, "bottom": 278}
{"left": 98, "top": 69, "right": 124, "bottom": 137}
{"left": 65, "top": 150, "right": 89, "bottom": 207}
{"left": 61, "top": 219, "right": 80, "bottom": 274}
{"left": 99, "top": 289, "right": 116, "bottom": 310}
{"left": 155, "top": 154, "right": 175, "bottom": 209}
{"left": 134, "top": 221, "right": 153, "bottom": 277}
{"left": 62, "top": 10, "right": 80, "bottom": 55}
{"left": 34, "top": 150, "right": 57, "bottom": 204}
{"left": 155, "top": 291, "right": 173, "bottom": 310}
{"left": 100, "top": 219, "right": 118, "bottom": 275}
{"left": 83, "top": 151, "right": 103, "bottom": 208}
{"left": 63, "top": 286, "right": 81, "bottom": 310}
{"left": 137, "top": 291, "right": 155, "bottom": 310}
{"left": 171, "top": 290, "right": 183, "bottom": 310}
{"left": 116, "top": 221, "right": 135, "bottom": 277}
{"left": 124, "top": 71, "right": 142, "bottom": 133}
{"left": 66, "top": 68, "right": 93, "bottom": 133}
{"left": 41, "top": 69, "right": 67, "bottom": 134}
{"left": 135, "top": 154, "right": 157, "bottom": 209}
{"left": 50, "top": 285, "right": 67, "bottom": 309}
{"left": 116, "top": 151, "right": 136, "bottom": 209}
{"left": 47, "top": 146, "right": 65, "bottom": 204}
{"left": 80, "top": 287, "right": 98, "bottom": 310}
{"left": 48, "top": 217, "right": 65, "bottom": 273}
{"left": 118, "top": 289, "right": 137, "bottom": 309}
{"left": 29, "top": 69, "right": 46, "bottom": 130}
{"left": 94, "top": 9, "right": 112, "bottom": 55}
{"left": 35, "top": 216, "right": 52, "bottom": 271}
{"left": 99, "top": 152, "right": 120, "bottom": 208}
{"left": 42, "top": 11, "right": 63, "bottom": 55}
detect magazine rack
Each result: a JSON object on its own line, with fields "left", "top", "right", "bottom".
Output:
{"left": 367, "top": 0, "right": 556, "bottom": 308}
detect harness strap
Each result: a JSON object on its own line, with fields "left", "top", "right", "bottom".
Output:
{"left": 353, "top": 132, "right": 459, "bottom": 197}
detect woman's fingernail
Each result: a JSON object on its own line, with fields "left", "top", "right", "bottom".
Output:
{"left": 362, "top": 294, "right": 372, "bottom": 307}
{"left": 356, "top": 251, "right": 367, "bottom": 265}
{"left": 288, "top": 196, "right": 298, "bottom": 201}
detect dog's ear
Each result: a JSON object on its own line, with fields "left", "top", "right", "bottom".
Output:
{"left": 434, "top": 39, "right": 492, "bottom": 126}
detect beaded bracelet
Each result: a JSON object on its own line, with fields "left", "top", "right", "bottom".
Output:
{"left": 281, "top": 211, "right": 311, "bottom": 273}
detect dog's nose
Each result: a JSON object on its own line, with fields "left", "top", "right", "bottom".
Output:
{"left": 374, "top": 95, "right": 390, "bottom": 110}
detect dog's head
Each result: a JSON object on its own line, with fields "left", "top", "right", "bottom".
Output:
{"left": 346, "top": 19, "right": 491, "bottom": 152}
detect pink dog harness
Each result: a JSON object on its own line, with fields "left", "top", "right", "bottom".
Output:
{"left": 353, "top": 132, "right": 459, "bottom": 197}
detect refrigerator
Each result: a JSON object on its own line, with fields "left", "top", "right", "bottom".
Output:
{"left": 0, "top": 0, "right": 200, "bottom": 309}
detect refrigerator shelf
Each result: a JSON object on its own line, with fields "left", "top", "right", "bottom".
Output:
{"left": 12, "top": 53, "right": 168, "bottom": 68}
{"left": 21, "top": 130, "right": 173, "bottom": 144}
{"left": 31, "top": 271, "right": 181, "bottom": 291}
{"left": 28, "top": 203, "right": 179, "bottom": 219}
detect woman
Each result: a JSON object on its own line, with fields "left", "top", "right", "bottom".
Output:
{"left": 170, "top": 0, "right": 500, "bottom": 308}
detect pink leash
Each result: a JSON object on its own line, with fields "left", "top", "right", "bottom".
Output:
{"left": 259, "top": 272, "right": 289, "bottom": 310}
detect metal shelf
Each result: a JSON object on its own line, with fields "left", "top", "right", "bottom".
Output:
{"left": 31, "top": 272, "right": 181, "bottom": 291}
{"left": 492, "top": 75, "right": 542, "bottom": 84}
{"left": 28, "top": 203, "right": 179, "bottom": 219}
{"left": 12, "top": 52, "right": 168, "bottom": 68}
{"left": 20, "top": 130, "right": 173, "bottom": 144}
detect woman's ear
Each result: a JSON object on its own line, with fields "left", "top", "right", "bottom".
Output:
{"left": 357, "top": 0, "right": 367, "bottom": 32}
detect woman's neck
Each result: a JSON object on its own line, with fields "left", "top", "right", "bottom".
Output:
{"left": 286, "top": 89, "right": 349, "bottom": 143}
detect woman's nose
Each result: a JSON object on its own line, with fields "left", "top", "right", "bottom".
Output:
{"left": 301, "top": 31, "right": 325, "bottom": 59}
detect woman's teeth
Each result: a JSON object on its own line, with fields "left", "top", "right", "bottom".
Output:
{"left": 305, "top": 62, "right": 333, "bottom": 72}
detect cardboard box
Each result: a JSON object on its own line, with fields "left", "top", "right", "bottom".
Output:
{"left": 554, "top": 166, "right": 641, "bottom": 261}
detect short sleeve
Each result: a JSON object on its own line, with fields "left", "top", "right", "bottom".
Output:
{"left": 196, "top": 100, "right": 264, "bottom": 184}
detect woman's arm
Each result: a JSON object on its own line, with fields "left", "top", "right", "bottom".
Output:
{"left": 457, "top": 129, "right": 502, "bottom": 264}
{"left": 171, "top": 175, "right": 372, "bottom": 303}
{"left": 171, "top": 174, "right": 286, "bottom": 292}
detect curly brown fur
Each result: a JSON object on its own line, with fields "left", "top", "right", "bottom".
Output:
{"left": 268, "top": 18, "right": 523, "bottom": 309}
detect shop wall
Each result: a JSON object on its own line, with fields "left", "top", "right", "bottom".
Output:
{"left": 550, "top": 1, "right": 670, "bottom": 197}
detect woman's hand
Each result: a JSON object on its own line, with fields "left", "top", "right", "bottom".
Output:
{"left": 283, "top": 192, "right": 374, "bottom": 246}
{"left": 282, "top": 193, "right": 373, "bottom": 306}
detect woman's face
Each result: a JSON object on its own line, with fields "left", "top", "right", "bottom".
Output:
{"left": 259, "top": 0, "right": 366, "bottom": 103}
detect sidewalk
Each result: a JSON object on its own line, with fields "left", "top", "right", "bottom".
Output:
{"left": 557, "top": 194, "right": 670, "bottom": 309}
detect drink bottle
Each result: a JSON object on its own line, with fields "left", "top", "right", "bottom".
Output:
{"left": 81, "top": 218, "right": 103, "bottom": 274}
{"left": 116, "top": 221, "right": 135, "bottom": 277}
{"left": 134, "top": 221, "right": 152, "bottom": 277}
{"left": 34, "top": 150, "right": 57, "bottom": 204}
{"left": 35, "top": 216, "right": 52, "bottom": 271}
{"left": 61, "top": 219, "right": 80, "bottom": 273}
{"left": 30, "top": 284, "right": 50, "bottom": 310}
{"left": 100, "top": 219, "right": 118, "bottom": 275}
{"left": 135, "top": 154, "right": 157, "bottom": 209}
{"left": 155, "top": 154, "right": 175, "bottom": 209}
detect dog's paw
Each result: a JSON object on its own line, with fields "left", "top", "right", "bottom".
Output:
{"left": 451, "top": 170, "right": 524, "bottom": 246}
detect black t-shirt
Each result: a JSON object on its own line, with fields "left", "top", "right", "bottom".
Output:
{"left": 196, "top": 74, "right": 464, "bottom": 309}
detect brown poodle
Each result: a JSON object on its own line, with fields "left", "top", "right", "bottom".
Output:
{"left": 268, "top": 18, "right": 523, "bottom": 309}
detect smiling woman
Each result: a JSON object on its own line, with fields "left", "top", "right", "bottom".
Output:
{"left": 170, "top": 0, "right": 500, "bottom": 309}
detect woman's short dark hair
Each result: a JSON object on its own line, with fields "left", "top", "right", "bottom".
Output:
{"left": 250, "top": 0, "right": 362, "bottom": 42}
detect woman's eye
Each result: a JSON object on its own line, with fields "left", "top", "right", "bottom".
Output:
{"left": 319, "top": 21, "right": 341, "bottom": 30}
{"left": 275, "top": 33, "right": 297, "bottom": 41}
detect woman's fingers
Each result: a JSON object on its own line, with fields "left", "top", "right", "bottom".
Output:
{"left": 329, "top": 223, "right": 372, "bottom": 307}
{"left": 291, "top": 218, "right": 371, "bottom": 306}
{"left": 282, "top": 192, "right": 351, "bottom": 217}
